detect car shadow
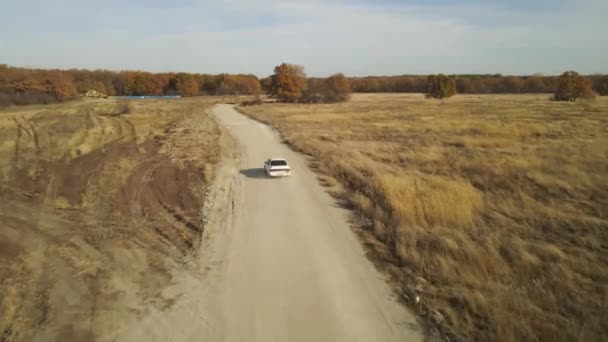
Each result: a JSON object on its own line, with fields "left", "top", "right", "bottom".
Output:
{"left": 239, "top": 168, "right": 269, "bottom": 179}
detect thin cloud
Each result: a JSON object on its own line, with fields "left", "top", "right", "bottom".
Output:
{"left": 1, "top": 0, "right": 606, "bottom": 75}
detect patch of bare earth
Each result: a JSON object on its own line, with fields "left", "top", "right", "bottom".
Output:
{"left": 0, "top": 98, "right": 222, "bottom": 341}
{"left": 238, "top": 94, "right": 608, "bottom": 341}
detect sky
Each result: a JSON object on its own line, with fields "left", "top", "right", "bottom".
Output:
{"left": 1, "top": 0, "right": 607, "bottom": 77}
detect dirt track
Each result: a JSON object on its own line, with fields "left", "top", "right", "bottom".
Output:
{"left": 115, "top": 104, "right": 422, "bottom": 341}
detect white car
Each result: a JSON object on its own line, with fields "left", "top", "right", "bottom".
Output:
{"left": 264, "top": 158, "right": 291, "bottom": 177}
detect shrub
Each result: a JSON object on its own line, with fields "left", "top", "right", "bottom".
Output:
{"left": 426, "top": 74, "right": 456, "bottom": 99}
{"left": 240, "top": 96, "right": 263, "bottom": 106}
{"left": 0, "top": 91, "right": 58, "bottom": 106}
{"left": 323, "top": 73, "right": 351, "bottom": 102}
{"left": 553, "top": 71, "right": 595, "bottom": 101}
{"left": 598, "top": 78, "right": 608, "bottom": 96}
{"left": 0, "top": 93, "right": 9, "bottom": 107}
{"left": 301, "top": 75, "right": 351, "bottom": 103}
{"left": 301, "top": 78, "right": 325, "bottom": 103}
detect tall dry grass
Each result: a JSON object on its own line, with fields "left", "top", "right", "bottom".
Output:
{"left": 239, "top": 93, "right": 608, "bottom": 341}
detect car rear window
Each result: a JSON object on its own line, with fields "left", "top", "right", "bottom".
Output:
{"left": 271, "top": 160, "right": 288, "bottom": 166}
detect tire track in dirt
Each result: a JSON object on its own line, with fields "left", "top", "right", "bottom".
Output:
{"left": 0, "top": 99, "right": 221, "bottom": 342}
{"left": 10, "top": 117, "right": 21, "bottom": 164}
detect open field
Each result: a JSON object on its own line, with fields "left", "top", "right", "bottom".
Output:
{"left": 0, "top": 98, "right": 223, "bottom": 341}
{"left": 239, "top": 93, "right": 608, "bottom": 341}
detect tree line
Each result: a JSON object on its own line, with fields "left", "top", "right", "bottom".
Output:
{"left": 0, "top": 64, "right": 261, "bottom": 106}
{"left": 265, "top": 64, "right": 607, "bottom": 103}
{"left": 423, "top": 71, "right": 601, "bottom": 102}
{"left": 1, "top": 63, "right": 606, "bottom": 107}
{"left": 349, "top": 74, "right": 608, "bottom": 95}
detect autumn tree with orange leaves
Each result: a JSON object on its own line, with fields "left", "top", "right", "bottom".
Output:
{"left": 269, "top": 63, "right": 307, "bottom": 102}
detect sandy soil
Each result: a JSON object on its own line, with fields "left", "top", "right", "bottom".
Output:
{"left": 114, "top": 104, "right": 422, "bottom": 341}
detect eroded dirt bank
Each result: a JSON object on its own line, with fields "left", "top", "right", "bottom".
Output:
{"left": 0, "top": 98, "right": 222, "bottom": 341}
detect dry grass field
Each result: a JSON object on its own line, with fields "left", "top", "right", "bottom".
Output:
{"left": 239, "top": 93, "right": 608, "bottom": 341}
{"left": 0, "top": 98, "right": 224, "bottom": 341}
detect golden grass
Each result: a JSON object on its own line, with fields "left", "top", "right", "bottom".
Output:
{"left": 239, "top": 93, "right": 608, "bottom": 341}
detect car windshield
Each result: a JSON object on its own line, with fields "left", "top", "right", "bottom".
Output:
{"left": 271, "top": 160, "right": 288, "bottom": 166}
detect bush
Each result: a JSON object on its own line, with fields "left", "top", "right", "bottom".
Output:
{"left": 301, "top": 75, "right": 351, "bottom": 103}
{"left": 323, "top": 73, "right": 351, "bottom": 102}
{"left": 553, "top": 71, "right": 595, "bottom": 101}
{"left": 426, "top": 74, "right": 456, "bottom": 99}
{"left": 0, "top": 93, "right": 9, "bottom": 107}
{"left": 240, "top": 96, "right": 263, "bottom": 106}
{"left": 0, "top": 91, "right": 58, "bottom": 107}
{"left": 301, "top": 78, "right": 325, "bottom": 103}
{"left": 598, "top": 78, "right": 608, "bottom": 96}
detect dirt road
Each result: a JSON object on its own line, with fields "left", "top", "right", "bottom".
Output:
{"left": 116, "top": 104, "right": 422, "bottom": 341}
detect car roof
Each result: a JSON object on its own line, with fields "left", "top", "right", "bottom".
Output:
{"left": 269, "top": 158, "right": 287, "bottom": 162}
